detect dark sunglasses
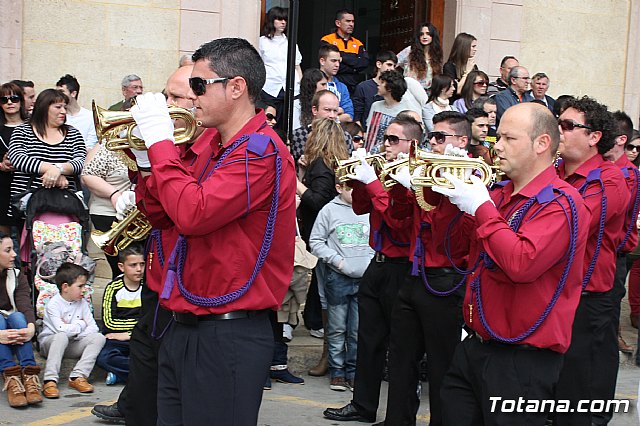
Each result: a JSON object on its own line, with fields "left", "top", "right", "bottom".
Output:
{"left": 352, "top": 135, "right": 364, "bottom": 142}
{"left": 384, "top": 134, "right": 413, "bottom": 145}
{"left": 558, "top": 119, "right": 593, "bottom": 132}
{"left": 473, "top": 81, "right": 488, "bottom": 86}
{"left": 625, "top": 145, "right": 640, "bottom": 152}
{"left": 0, "top": 95, "right": 20, "bottom": 105}
{"left": 265, "top": 112, "right": 276, "bottom": 121}
{"left": 428, "top": 131, "right": 463, "bottom": 145}
{"left": 188, "top": 77, "right": 229, "bottom": 96}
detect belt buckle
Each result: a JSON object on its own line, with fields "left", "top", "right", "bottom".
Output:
{"left": 375, "top": 252, "right": 386, "bottom": 263}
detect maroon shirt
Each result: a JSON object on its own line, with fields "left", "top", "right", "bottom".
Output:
{"left": 136, "top": 112, "right": 297, "bottom": 314}
{"left": 614, "top": 155, "right": 639, "bottom": 253}
{"left": 558, "top": 154, "right": 630, "bottom": 292}
{"left": 351, "top": 179, "right": 412, "bottom": 258}
{"left": 463, "top": 166, "right": 590, "bottom": 353}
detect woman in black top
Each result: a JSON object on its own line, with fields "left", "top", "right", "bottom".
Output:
{"left": 443, "top": 32, "right": 478, "bottom": 100}
{"left": 0, "top": 83, "right": 29, "bottom": 234}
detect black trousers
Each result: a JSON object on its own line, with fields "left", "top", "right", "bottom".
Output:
{"left": 157, "top": 311, "right": 273, "bottom": 426}
{"left": 118, "top": 286, "right": 172, "bottom": 426}
{"left": 441, "top": 336, "right": 564, "bottom": 426}
{"left": 384, "top": 270, "right": 464, "bottom": 426}
{"left": 554, "top": 292, "right": 618, "bottom": 426}
{"left": 90, "top": 214, "right": 122, "bottom": 280}
{"left": 350, "top": 260, "right": 410, "bottom": 419}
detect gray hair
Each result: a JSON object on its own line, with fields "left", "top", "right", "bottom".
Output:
{"left": 179, "top": 54, "right": 194, "bottom": 67}
{"left": 121, "top": 74, "right": 142, "bottom": 88}
{"left": 507, "top": 66, "right": 526, "bottom": 86}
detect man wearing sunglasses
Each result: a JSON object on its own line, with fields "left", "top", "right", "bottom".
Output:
{"left": 494, "top": 65, "right": 530, "bottom": 125}
{"left": 124, "top": 38, "right": 297, "bottom": 425}
{"left": 432, "top": 103, "right": 590, "bottom": 425}
{"left": 554, "top": 97, "right": 630, "bottom": 425}
{"left": 324, "top": 116, "right": 418, "bottom": 423}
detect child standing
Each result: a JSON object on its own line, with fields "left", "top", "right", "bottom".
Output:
{"left": 310, "top": 182, "right": 374, "bottom": 391}
{"left": 96, "top": 245, "right": 144, "bottom": 385}
{"left": 38, "top": 263, "right": 106, "bottom": 398}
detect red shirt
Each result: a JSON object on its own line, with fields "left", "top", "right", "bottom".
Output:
{"left": 351, "top": 179, "right": 412, "bottom": 257}
{"left": 136, "top": 112, "right": 297, "bottom": 314}
{"left": 614, "top": 155, "right": 639, "bottom": 253}
{"left": 464, "top": 166, "right": 590, "bottom": 353}
{"left": 558, "top": 154, "right": 630, "bottom": 292}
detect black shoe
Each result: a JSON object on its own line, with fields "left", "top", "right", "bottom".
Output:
{"left": 323, "top": 403, "right": 375, "bottom": 422}
{"left": 91, "top": 403, "right": 125, "bottom": 424}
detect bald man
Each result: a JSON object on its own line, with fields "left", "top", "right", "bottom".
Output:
{"left": 91, "top": 64, "right": 205, "bottom": 426}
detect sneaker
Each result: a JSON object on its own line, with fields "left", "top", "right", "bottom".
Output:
{"left": 283, "top": 324, "right": 294, "bottom": 342}
{"left": 264, "top": 376, "right": 272, "bottom": 390}
{"left": 330, "top": 377, "right": 348, "bottom": 391}
{"left": 309, "top": 328, "right": 324, "bottom": 339}
{"left": 105, "top": 372, "right": 118, "bottom": 386}
{"left": 271, "top": 369, "right": 304, "bottom": 384}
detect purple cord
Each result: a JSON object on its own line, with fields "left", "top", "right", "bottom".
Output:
{"left": 617, "top": 167, "right": 640, "bottom": 252}
{"left": 577, "top": 169, "right": 606, "bottom": 289}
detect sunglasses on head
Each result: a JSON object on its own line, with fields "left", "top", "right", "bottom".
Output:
{"left": 265, "top": 112, "right": 276, "bottom": 121}
{"left": 558, "top": 119, "right": 593, "bottom": 132}
{"left": 188, "top": 77, "right": 229, "bottom": 96}
{"left": 428, "top": 131, "right": 463, "bottom": 145}
{"left": 384, "top": 134, "right": 413, "bottom": 145}
{"left": 0, "top": 95, "right": 20, "bottom": 105}
{"left": 625, "top": 144, "right": 640, "bottom": 152}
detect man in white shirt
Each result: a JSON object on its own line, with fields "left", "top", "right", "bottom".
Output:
{"left": 56, "top": 74, "right": 98, "bottom": 150}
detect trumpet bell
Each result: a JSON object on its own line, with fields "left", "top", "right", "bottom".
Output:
{"left": 92, "top": 100, "right": 197, "bottom": 151}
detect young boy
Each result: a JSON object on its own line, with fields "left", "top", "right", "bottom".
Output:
{"left": 309, "top": 181, "right": 374, "bottom": 391}
{"left": 38, "top": 263, "right": 106, "bottom": 398}
{"left": 96, "top": 245, "right": 144, "bottom": 385}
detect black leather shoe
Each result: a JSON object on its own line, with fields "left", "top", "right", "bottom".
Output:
{"left": 91, "top": 403, "right": 125, "bottom": 424}
{"left": 323, "top": 403, "right": 375, "bottom": 422}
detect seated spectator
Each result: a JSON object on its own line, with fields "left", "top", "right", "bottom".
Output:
{"left": 494, "top": 66, "right": 530, "bottom": 124}
{"left": 422, "top": 74, "right": 455, "bottom": 132}
{"left": 0, "top": 232, "right": 42, "bottom": 408}
{"left": 352, "top": 51, "right": 397, "bottom": 127}
{"left": 472, "top": 95, "right": 497, "bottom": 144}
{"left": 296, "top": 68, "right": 328, "bottom": 130}
{"left": 96, "top": 245, "right": 144, "bottom": 385}
{"left": 38, "top": 263, "right": 106, "bottom": 398}
{"left": 525, "top": 72, "right": 555, "bottom": 112}
{"left": 465, "top": 108, "right": 492, "bottom": 164}
{"left": 342, "top": 122, "right": 364, "bottom": 150}
{"left": 452, "top": 70, "right": 489, "bottom": 114}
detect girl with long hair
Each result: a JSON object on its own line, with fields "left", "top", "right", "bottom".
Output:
{"left": 443, "top": 32, "right": 478, "bottom": 96}
{"left": 452, "top": 70, "right": 489, "bottom": 113}
{"left": 396, "top": 23, "right": 443, "bottom": 93}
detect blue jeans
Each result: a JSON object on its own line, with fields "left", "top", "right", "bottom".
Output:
{"left": 0, "top": 312, "right": 36, "bottom": 371}
{"left": 325, "top": 269, "right": 359, "bottom": 380}
{"left": 96, "top": 339, "right": 131, "bottom": 381}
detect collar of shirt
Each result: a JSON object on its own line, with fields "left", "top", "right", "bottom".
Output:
{"left": 494, "top": 165, "right": 558, "bottom": 206}
{"left": 557, "top": 153, "right": 604, "bottom": 181}
{"left": 210, "top": 110, "right": 269, "bottom": 154}
{"left": 614, "top": 153, "right": 635, "bottom": 169}
{"left": 335, "top": 30, "right": 353, "bottom": 43}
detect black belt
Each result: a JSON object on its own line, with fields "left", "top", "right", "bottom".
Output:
{"left": 424, "top": 267, "right": 456, "bottom": 274}
{"left": 581, "top": 290, "right": 608, "bottom": 297}
{"left": 471, "top": 333, "right": 542, "bottom": 351}
{"left": 374, "top": 252, "right": 409, "bottom": 264}
{"left": 617, "top": 252, "right": 628, "bottom": 258}
{"left": 173, "top": 309, "right": 268, "bottom": 325}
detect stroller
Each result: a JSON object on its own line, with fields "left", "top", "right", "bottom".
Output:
{"left": 16, "top": 183, "right": 95, "bottom": 319}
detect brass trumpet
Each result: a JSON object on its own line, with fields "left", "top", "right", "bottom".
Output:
{"left": 92, "top": 100, "right": 197, "bottom": 151}
{"left": 334, "top": 154, "right": 387, "bottom": 184}
{"left": 91, "top": 208, "right": 152, "bottom": 256}
{"left": 377, "top": 156, "right": 410, "bottom": 190}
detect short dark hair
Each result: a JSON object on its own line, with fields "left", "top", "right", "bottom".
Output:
{"left": 472, "top": 95, "right": 496, "bottom": 110}
{"left": 31, "top": 89, "right": 69, "bottom": 139}
{"left": 553, "top": 95, "right": 575, "bottom": 118}
{"left": 427, "top": 74, "right": 454, "bottom": 103}
{"left": 376, "top": 50, "right": 398, "bottom": 65}
{"left": 378, "top": 70, "right": 407, "bottom": 102}
{"left": 563, "top": 96, "right": 615, "bottom": 155}
{"left": 263, "top": 6, "right": 288, "bottom": 38}
{"left": 342, "top": 121, "right": 364, "bottom": 138}
{"left": 118, "top": 244, "right": 145, "bottom": 263}
{"left": 192, "top": 38, "right": 265, "bottom": 103}
{"left": 500, "top": 56, "right": 518, "bottom": 67}
{"left": 319, "top": 44, "right": 340, "bottom": 61}
{"left": 10, "top": 79, "right": 34, "bottom": 89}
{"left": 612, "top": 110, "right": 633, "bottom": 142}
{"left": 54, "top": 262, "right": 89, "bottom": 291}
{"left": 433, "top": 111, "right": 471, "bottom": 139}
{"left": 56, "top": 74, "right": 80, "bottom": 99}
{"left": 335, "top": 9, "right": 353, "bottom": 21}
{"left": 466, "top": 108, "right": 488, "bottom": 121}
{"left": 390, "top": 115, "right": 423, "bottom": 142}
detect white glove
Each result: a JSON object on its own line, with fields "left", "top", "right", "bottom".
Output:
{"left": 346, "top": 149, "right": 377, "bottom": 184}
{"left": 390, "top": 166, "right": 412, "bottom": 189}
{"left": 116, "top": 190, "right": 136, "bottom": 220}
{"left": 126, "top": 127, "right": 151, "bottom": 168}
{"left": 396, "top": 152, "right": 409, "bottom": 160}
{"left": 444, "top": 144, "right": 468, "bottom": 157}
{"left": 130, "top": 93, "right": 174, "bottom": 149}
{"left": 432, "top": 172, "right": 492, "bottom": 215}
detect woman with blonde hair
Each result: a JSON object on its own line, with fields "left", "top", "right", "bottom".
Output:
{"left": 297, "top": 117, "right": 349, "bottom": 376}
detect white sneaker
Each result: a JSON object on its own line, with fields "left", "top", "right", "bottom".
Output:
{"left": 309, "top": 328, "right": 324, "bottom": 339}
{"left": 283, "top": 324, "right": 293, "bottom": 342}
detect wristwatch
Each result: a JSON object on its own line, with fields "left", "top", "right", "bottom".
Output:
{"left": 53, "top": 163, "right": 64, "bottom": 174}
